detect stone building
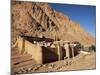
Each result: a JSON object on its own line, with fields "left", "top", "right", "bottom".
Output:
{"left": 13, "top": 36, "right": 80, "bottom": 64}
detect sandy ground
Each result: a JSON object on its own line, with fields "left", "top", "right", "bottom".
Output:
{"left": 11, "top": 48, "right": 96, "bottom": 74}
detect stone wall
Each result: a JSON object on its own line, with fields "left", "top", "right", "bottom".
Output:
{"left": 14, "top": 36, "right": 80, "bottom": 64}
{"left": 24, "top": 39, "right": 43, "bottom": 64}
{"left": 14, "top": 36, "right": 43, "bottom": 64}
{"left": 14, "top": 36, "right": 59, "bottom": 64}
{"left": 42, "top": 47, "right": 58, "bottom": 63}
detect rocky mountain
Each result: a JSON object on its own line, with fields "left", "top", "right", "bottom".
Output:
{"left": 11, "top": 1, "right": 95, "bottom": 45}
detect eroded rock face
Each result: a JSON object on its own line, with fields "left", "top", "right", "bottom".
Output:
{"left": 11, "top": 1, "right": 95, "bottom": 45}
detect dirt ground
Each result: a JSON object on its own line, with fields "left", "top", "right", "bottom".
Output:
{"left": 11, "top": 48, "right": 96, "bottom": 74}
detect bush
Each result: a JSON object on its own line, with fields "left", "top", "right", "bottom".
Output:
{"left": 89, "top": 45, "right": 96, "bottom": 52}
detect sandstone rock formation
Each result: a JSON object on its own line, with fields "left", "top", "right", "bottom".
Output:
{"left": 11, "top": 1, "right": 95, "bottom": 45}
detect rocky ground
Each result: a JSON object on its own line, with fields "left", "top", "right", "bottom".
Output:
{"left": 11, "top": 48, "right": 96, "bottom": 75}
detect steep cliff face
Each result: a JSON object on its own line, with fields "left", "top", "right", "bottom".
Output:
{"left": 11, "top": 1, "right": 95, "bottom": 45}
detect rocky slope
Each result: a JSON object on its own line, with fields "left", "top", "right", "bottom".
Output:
{"left": 11, "top": 1, "right": 95, "bottom": 45}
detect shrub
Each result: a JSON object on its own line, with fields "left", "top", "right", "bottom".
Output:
{"left": 89, "top": 45, "right": 96, "bottom": 52}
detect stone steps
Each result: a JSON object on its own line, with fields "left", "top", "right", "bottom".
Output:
{"left": 12, "top": 55, "right": 33, "bottom": 64}
{"left": 11, "top": 48, "right": 36, "bottom": 72}
{"left": 11, "top": 49, "right": 19, "bottom": 55}
{"left": 12, "top": 59, "right": 36, "bottom": 68}
{"left": 11, "top": 54, "right": 32, "bottom": 59}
